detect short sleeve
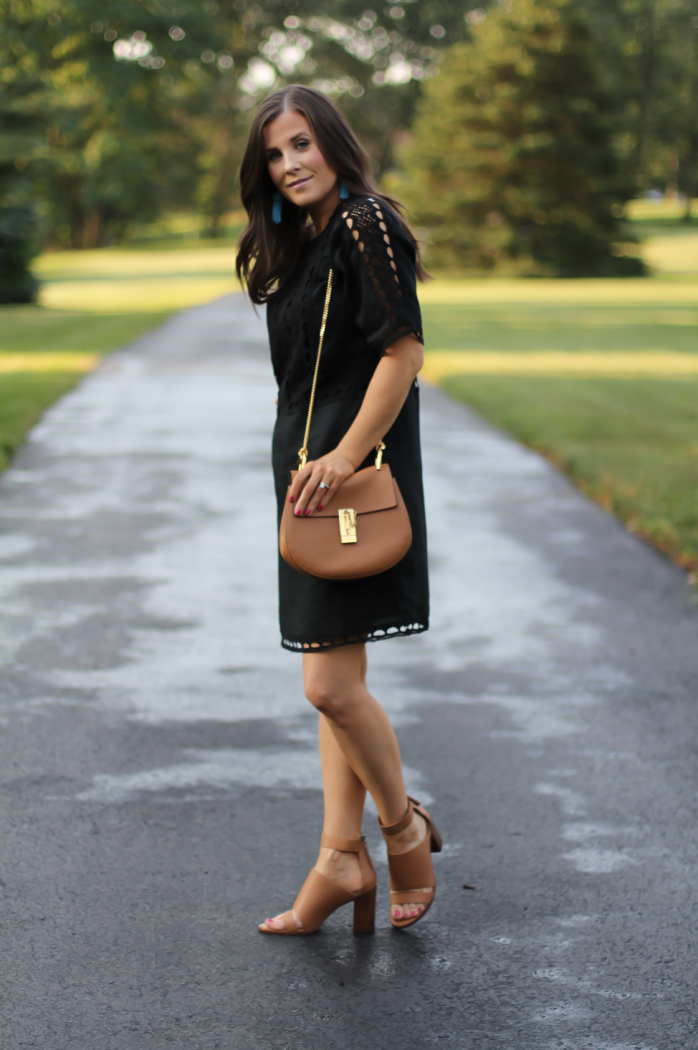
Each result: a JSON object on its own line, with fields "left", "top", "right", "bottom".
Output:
{"left": 335, "top": 197, "right": 423, "bottom": 357}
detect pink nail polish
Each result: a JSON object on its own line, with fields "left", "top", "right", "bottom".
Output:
{"left": 305, "top": 508, "right": 311, "bottom": 516}
{"left": 318, "top": 505, "right": 324, "bottom": 511}
{"left": 289, "top": 495, "right": 295, "bottom": 502}
{"left": 294, "top": 509, "right": 301, "bottom": 516}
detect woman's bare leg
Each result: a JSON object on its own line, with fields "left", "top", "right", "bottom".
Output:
{"left": 261, "top": 716, "right": 366, "bottom": 931}
{"left": 308, "top": 644, "right": 431, "bottom": 921}
{"left": 305, "top": 644, "right": 409, "bottom": 818}
{"left": 259, "top": 643, "right": 430, "bottom": 929}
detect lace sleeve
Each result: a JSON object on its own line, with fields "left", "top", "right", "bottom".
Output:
{"left": 337, "top": 197, "right": 423, "bottom": 357}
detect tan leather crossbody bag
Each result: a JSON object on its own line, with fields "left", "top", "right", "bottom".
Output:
{"left": 279, "top": 269, "right": 412, "bottom": 580}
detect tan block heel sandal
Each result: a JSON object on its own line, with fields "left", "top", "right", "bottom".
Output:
{"left": 379, "top": 796, "right": 443, "bottom": 930}
{"left": 258, "top": 833, "right": 377, "bottom": 936}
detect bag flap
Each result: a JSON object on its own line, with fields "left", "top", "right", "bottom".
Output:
{"left": 287, "top": 464, "right": 398, "bottom": 517}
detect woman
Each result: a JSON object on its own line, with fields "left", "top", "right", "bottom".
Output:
{"left": 236, "top": 85, "right": 441, "bottom": 935}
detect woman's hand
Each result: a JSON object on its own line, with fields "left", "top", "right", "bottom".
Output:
{"left": 289, "top": 449, "right": 356, "bottom": 517}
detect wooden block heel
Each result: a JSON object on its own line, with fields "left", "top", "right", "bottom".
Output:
{"left": 353, "top": 884, "right": 377, "bottom": 934}
{"left": 259, "top": 832, "right": 377, "bottom": 936}
{"left": 379, "top": 796, "right": 442, "bottom": 931}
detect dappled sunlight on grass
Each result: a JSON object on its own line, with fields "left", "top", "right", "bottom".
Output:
{"left": 419, "top": 278, "right": 698, "bottom": 306}
{"left": 625, "top": 198, "right": 698, "bottom": 221}
{"left": 0, "top": 352, "right": 97, "bottom": 373}
{"left": 34, "top": 244, "right": 239, "bottom": 313}
{"left": 1, "top": 306, "right": 173, "bottom": 354}
{"left": 40, "top": 276, "right": 238, "bottom": 313}
{"left": 34, "top": 246, "right": 239, "bottom": 279}
{"left": 641, "top": 233, "right": 698, "bottom": 275}
{"left": 422, "top": 265, "right": 698, "bottom": 577}
{"left": 421, "top": 350, "right": 698, "bottom": 382}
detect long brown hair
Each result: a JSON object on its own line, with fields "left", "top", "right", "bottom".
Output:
{"left": 236, "top": 85, "right": 426, "bottom": 304}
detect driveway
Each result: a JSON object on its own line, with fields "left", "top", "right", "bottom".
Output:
{"left": 2, "top": 293, "right": 698, "bottom": 1049}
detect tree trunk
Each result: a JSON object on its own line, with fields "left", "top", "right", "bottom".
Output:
{"left": 634, "top": 1, "right": 658, "bottom": 186}
{"left": 208, "top": 129, "right": 238, "bottom": 239}
{"left": 84, "top": 206, "right": 104, "bottom": 248}
{"left": 64, "top": 178, "right": 87, "bottom": 250}
{"left": 683, "top": 10, "right": 698, "bottom": 223}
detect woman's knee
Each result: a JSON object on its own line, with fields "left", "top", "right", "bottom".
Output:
{"left": 304, "top": 678, "right": 354, "bottom": 726}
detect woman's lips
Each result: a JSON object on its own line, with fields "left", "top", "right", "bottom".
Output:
{"left": 287, "top": 176, "right": 312, "bottom": 189}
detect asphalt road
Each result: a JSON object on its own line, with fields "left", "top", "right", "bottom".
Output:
{"left": 2, "top": 293, "right": 698, "bottom": 1050}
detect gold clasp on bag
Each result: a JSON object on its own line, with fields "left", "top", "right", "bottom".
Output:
{"left": 375, "top": 441, "right": 385, "bottom": 470}
{"left": 338, "top": 508, "right": 357, "bottom": 544}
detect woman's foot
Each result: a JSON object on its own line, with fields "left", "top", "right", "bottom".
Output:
{"left": 259, "top": 845, "right": 364, "bottom": 932}
{"left": 384, "top": 809, "right": 431, "bottom": 921}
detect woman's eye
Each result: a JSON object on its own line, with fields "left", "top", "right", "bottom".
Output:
{"left": 296, "top": 139, "right": 309, "bottom": 149}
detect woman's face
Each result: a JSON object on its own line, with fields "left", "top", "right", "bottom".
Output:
{"left": 263, "top": 109, "right": 338, "bottom": 211}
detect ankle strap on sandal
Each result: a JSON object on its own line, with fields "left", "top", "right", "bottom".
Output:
{"left": 320, "top": 833, "right": 363, "bottom": 852}
{"left": 378, "top": 797, "right": 416, "bottom": 837}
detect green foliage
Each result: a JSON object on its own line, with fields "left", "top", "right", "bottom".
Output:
{"left": 401, "top": 0, "right": 646, "bottom": 276}
{"left": 0, "top": 204, "right": 40, "bottom": 301}
{"left": 1, "top": 0, "right": 222, "bottom": 248}
{"left": 611, "top": 0, "right": 698, "bottom": 208}
{"left": 2, "top": 0, "right": 694, "bottom": 257}
{"left": 0, "top": 0, "right": 462, "bottom": 249}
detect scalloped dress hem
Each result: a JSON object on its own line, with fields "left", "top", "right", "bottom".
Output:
{"left": 281, "top": 621, "right": 428, "bottom": 653}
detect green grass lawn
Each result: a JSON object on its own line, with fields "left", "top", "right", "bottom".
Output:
{"left": 440, "top": 373, "right": 698, "bottom": 572}
{"left": 0, "top": 308, "right": 172, "bottom": 471}
{"left": 420, "top": 267, "right": 698, "bottom": 576}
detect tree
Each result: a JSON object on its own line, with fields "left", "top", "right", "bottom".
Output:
{"left": 400, "top": 0, "right": 645, "bottom": 275}
{"left": 588, "top": 0, "right": 698, "bottom": 218}
{"left": 0, "top": 204, "right": 39, "bottom": 301}
{"left": 0, "top": 0, "right": 52, "bottom": 298}
{"left": 1, "top": 0, "right": 471, "bottom": 247}
{"left": 183, "top": 0, "right": 471, "bottom": 234}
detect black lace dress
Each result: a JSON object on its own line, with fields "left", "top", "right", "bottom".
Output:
{"left": 267, "top": 195, "right": 429, "bottom": 651}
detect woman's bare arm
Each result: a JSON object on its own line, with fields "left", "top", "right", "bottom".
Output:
{"left": 289, "top": 333, "right": 424, "bottom": 516}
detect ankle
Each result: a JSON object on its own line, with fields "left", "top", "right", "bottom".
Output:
{"left": 384, "top": 811, "right": 427, "bottom": 854}
{"left": 316, "top": 846, "right": 363, "bottom": 891}
{"left": 317, "top": 844, "right": 357, "bottom": 872}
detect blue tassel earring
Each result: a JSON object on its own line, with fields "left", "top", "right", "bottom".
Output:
{"left": 339, "top": 182, "right": 349, "bottom": 200}
{"left": 272, "top": 191, "right": 283, "bottom": 224}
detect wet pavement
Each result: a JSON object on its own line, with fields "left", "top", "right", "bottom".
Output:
{"left": 2, "top": 293, "right": 698, "bottom": 1049}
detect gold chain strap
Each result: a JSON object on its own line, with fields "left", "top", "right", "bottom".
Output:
{"left": 298, "top": 269, "right": 334, "bottom": 470}
{"left": 296, "top": 267, "right": 386, "bottom": 472}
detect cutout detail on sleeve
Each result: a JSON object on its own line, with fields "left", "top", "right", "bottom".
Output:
{"left": 341, "top": 198, "right": 422, "bottom": 347}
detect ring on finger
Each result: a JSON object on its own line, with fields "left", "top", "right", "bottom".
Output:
{"left": 318, "top": 481, "right": 330, "bottom": 490}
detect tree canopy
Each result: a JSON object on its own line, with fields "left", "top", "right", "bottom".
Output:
{"left": 0, "top": 0, "right": 697, "bottom": 294}
{"left": 0, "top": 0, "right": 460, "bottom": 255}
{"left": 401, "top": 0, "right": 645, "bottom": 275}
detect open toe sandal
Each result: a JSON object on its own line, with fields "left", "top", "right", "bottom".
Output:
{"left": 259, "top": 833, "right": 377, "bottom": 936}
{"left": 379, "top": 796, "right": 443, "bottom": 930}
